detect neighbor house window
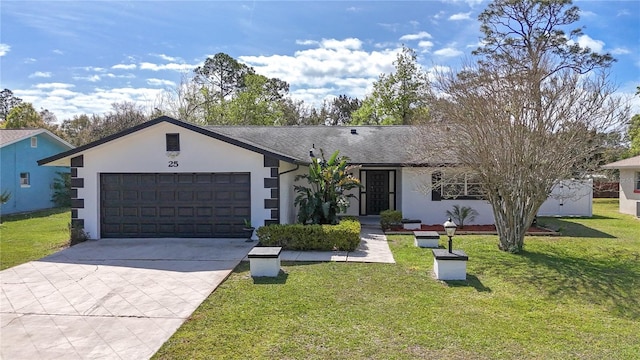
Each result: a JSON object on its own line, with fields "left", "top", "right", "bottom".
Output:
{"left": 20, "top": 172, "right": 30, "bottom": 187}
{"left": 166, "top": 133, "right": 180, "bottom": 151}
{"left": 635, "top": 172, "right": 640, "bottom": 192}
{"left": 432, "top": 171, "right": 484, "bottom": 200}
{"left": 30, "top": 137, "right": 37, "bottom": 148}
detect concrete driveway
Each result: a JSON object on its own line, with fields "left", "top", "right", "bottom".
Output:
{"left": 0, "top": 238, "right": 254, "bottom": 360}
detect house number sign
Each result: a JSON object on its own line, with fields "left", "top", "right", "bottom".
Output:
{"left": 168, "top": 161, "right": 179, "bottom": 168}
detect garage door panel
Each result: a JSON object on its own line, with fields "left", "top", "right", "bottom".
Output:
{"left": 101, "top": 173, "right": 251, "bottom": 238}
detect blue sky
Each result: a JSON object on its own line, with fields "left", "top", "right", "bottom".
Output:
{"left": 1, "top": 0, "right": 639, "bottom": 121}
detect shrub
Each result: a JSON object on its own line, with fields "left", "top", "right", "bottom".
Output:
{"left": 294, "top": 149, "right": 362, "bottom": 225}
{"left": 69, "top": 222, "right": 89, "bottom": 246}
{"left": 445, "top": 205, "right": 479, "bottom": 229}
{"left": 380, "top": 209, "right": 402, "bottom": 231}
{"left": 256, "top": 219, "right": 361, "bottom": 251}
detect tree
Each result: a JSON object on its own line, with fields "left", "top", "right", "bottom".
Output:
{"left": 421, "top": 0, "right": 627, "bottom": 253}
{"left": 194, "top": 53, "right": 254, "bottom": 124}
{"left": 0, "top": 89, "right": 22, "bottom": 122}
{"left": 628, "top": 114, "right": 640, "bottom": 157}
{"left": 60, "top": 114, "right": 93, "bottom": 146}
{"left": 226, "top": 73, "right": 288, "bottom": 125}
{"left": 352, "top": 46, "right": 429, "bottom": 125}
{"left": 87, "top": 102, "right": 149, "bottom": 141}
{"left": 326, "top": 95, "right": 362, "bottom": 126}
{"left": 3, "top": 103, "right": 43, "bottom": 128}
{"left": 294, "top": 150, "right": 362, "bottom": 225}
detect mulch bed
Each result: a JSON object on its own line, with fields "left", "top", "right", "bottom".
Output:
{"left": 387, "top": 224, "right": 558, "bottom": 235}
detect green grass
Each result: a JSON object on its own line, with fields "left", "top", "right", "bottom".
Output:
{"left": 154, "top": 199, "right": 640, "bottom": 359}
{"left": 0, "top": 208, "right": 71, "bottom": 270}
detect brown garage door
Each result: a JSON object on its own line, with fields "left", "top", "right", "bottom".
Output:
{"left": 100, "top": 173, "right": 251, "bottom": 238}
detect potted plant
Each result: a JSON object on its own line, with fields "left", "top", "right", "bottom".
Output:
{"left": 242, "top": 219, "right": 255, "bottom": 242}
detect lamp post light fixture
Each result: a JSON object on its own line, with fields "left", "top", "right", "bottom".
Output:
{"left": 443, "top": 217, "right": 457, "bottom": 253}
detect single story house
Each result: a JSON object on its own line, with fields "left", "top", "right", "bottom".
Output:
{"left": 602, "top": 155, "right": 640, "bottom": 217}
{"left": 38, "top": 116, "right": 590, "bottom": 239}
{"left": 1, "top": 129, "right": 74, "bottom": 215}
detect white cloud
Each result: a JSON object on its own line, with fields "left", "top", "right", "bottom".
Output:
{"left": 24, "top": 58, "right": 37, "bottom": 63}
{"left": 152, "top": 53, "right": 182, "bottom": 62}
{"left": 434, "top": 47, "right": 463, "bottom": 57}
{"left": 139, "top": 62, "right": 195, "bottom": 72}
{"left": 399, "top": 31, "right": 432, "bottom": 41}
{"left": 112, "top": 63, "right": 137, "bottom": 70}
{"left": 611, "top": 47, "right": 630, "bottom": 55}
{"left": 580, "top": 10, "right": 597, "bottom": 17}
{"left": 418, "top": 41, "right": 434, "bottom": 50}
{"left": 239, "top": 38, "right": 401, "bottom": 106}
{"left": 575, "top": 35, "right": 605, "bottom": 53}
{"left": 320, "top": 38, "right": 362, "bottom": 50}
{"left": 147, "top": 78, "right": 176, "bottom": 87}
{"left": 296, "top": 39, "right": 318, "bottom": 46}
{"left": 105, "top": 73, "right": 136, "bottom": 79}
{"left": 34, "top": 83, "right": 75, "bottom": 89}
{"left": 82, "top": 66, "right": 106, "bottom": 72}
{"left": 0, "top": 43, "right": 10, "bottom": 56}
{"left": 73, "top": 75, "right": 101, "bottom": 82}
{"left": 28, "top": 71, "right": 52, "bottom": 78}
{"left": 449, "top": 12, "right": 472, "bottom": 21}
{"left": 53, "top": 49, "right": 64, "bottom": 55}
{"left": 15, "top": 85, "right": 163, "bottom": 121}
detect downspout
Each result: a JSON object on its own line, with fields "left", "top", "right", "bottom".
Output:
{"left": 279, "top": 164, "right": 300, "bottom": 176}
{"left": 278, "top": 164, "right": 301, "bottom": 224}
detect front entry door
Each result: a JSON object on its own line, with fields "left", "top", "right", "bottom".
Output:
{"left": 366, "top": 171, "right": 390, "bottom": 215}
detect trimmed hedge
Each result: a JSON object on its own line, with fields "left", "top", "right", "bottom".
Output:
{"left": 380, "top": 209, "right": 402, "bottom": 231}
{"left": 255, "top": 219, "right": 361, "bottom": 251}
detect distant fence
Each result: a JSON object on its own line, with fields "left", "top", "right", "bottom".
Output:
{"left": 593, "top": 182, "right": 619, "bottom": 198}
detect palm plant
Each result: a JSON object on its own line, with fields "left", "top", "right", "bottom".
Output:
{"left": 294, "top": 149, "right": 362, "bottom": 225}
{"left": 445, "top": 205, "right": 479, "bottom": 229}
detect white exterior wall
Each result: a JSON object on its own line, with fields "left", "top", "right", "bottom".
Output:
{"left": 279, "top": 162, "right": 307, "bottom": 224}
{"left": 76, "top": 122, "right": 273, "bottom": 239}
{"left": 400, "top": 168, "right": 495, "bottom": 225}
{"left": 538, "top": 179, "right": 593, "bottom": 217}
{"left": 618, "top": 169, "right": 640, "bottom": 216}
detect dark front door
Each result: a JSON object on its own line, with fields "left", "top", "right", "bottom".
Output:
{"left": 366, "top": 171, "right": 389, "bottom": 215}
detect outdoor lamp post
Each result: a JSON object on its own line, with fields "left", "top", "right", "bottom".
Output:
{"left": 443, "top": 217, "right": 457, "bottom": 253}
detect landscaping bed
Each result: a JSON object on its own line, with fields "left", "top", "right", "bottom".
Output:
{"left": 386, "top": 223, "right": 558, "bottom": 235}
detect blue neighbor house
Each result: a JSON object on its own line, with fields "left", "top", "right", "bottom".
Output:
{"left": 1, "top": 129, "right": 74, "bottom": 215}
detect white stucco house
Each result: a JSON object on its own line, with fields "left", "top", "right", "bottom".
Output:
{"left": 38, "top": 116, "right": 592, "bottom": 239}
{"left": 602, "top": 155, "right": 640, "bottom": 217}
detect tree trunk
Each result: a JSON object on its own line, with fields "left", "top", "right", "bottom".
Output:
{"left": 490, "top": 191, "right": 538, "bottom": 253}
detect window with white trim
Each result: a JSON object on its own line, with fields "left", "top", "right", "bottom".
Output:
{"left": 635, "top": 172, "right": 640, "bottom": 191}
{"left": 20, "top": 172, "right": 30, "bottom": 187}
{"left": 31, "top": 137, "right": 37, "bottom": 148}
{"left": 432, "top": 171, "right": 484, "bottom": 200}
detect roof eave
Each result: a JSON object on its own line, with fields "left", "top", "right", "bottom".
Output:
{"left": 38, "top": 116, "right": 302, "bottom": 166}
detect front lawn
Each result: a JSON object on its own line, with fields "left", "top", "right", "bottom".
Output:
{"left": 0, "top": 208, "right": 71, "bottom": 270}
{"left": 154, "top": 199, "right": 640, "bottom": 359}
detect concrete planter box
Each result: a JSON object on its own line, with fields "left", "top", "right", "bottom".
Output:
{"left": 414, "top": 231, "right": 440, "bottom": 248}
{"left": 248, "top": 247, "right": 282, "bottom": 277}
{"left": 402, "top": 219, "right": 421, "bottom": 230}
{"left": 432, "top": 249, "right": 468, "bottom": 281}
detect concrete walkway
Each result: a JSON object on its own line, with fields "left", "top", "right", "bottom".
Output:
{"left": 1, "top": 226, "right": 393, "bottom": 360}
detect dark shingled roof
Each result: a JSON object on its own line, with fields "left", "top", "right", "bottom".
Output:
{"left": 207, "top": 125, "right": 447, "bottom": 166}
